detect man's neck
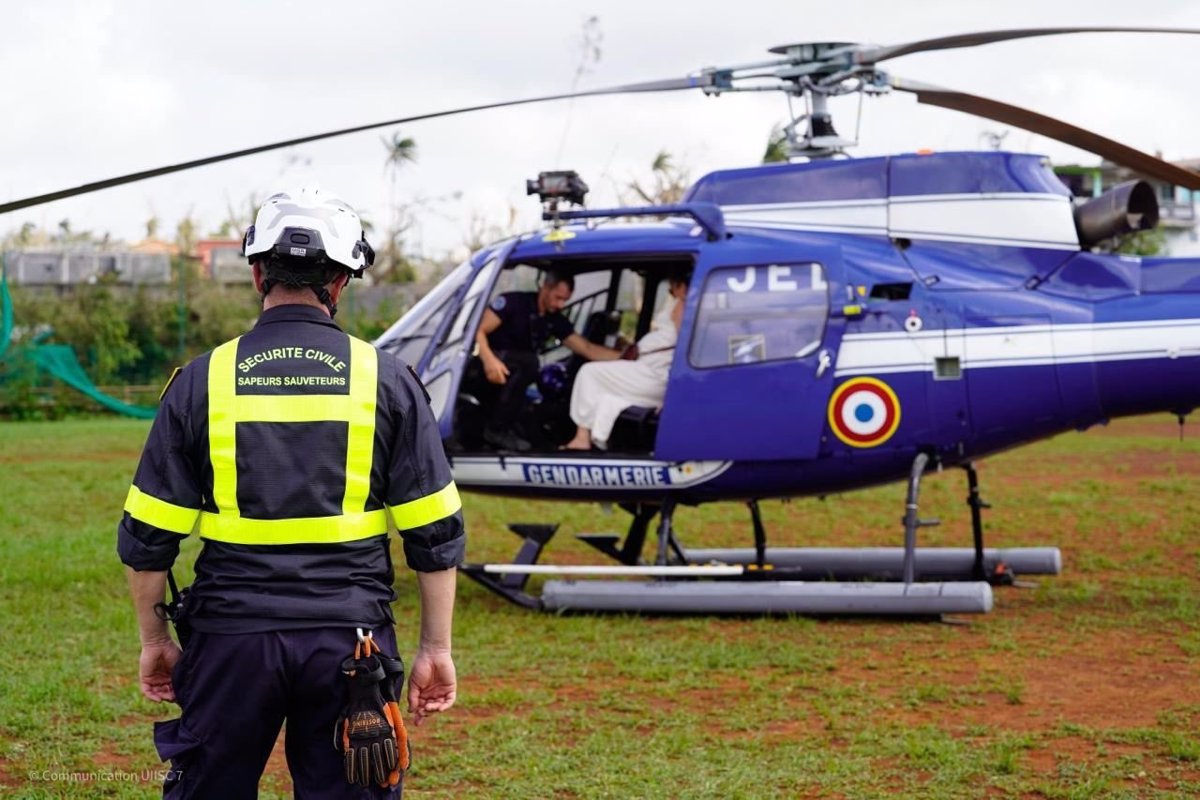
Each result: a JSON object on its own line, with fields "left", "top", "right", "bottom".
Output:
{"left": 263, "top": 288, "right": 330, "bottom": 316}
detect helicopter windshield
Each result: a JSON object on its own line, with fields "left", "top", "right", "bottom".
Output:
{"left": 374, "top": 261, "right": 472, "bottom": 364}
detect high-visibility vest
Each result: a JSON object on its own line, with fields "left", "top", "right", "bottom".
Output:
{"left": 124, "top": 334, "right": 460, "bottom": 545}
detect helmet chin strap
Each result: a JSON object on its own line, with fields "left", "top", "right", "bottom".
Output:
{"left": 311, "top": 285, "right": 338, "bottom": 318}
{"left": 258, "top": 261, "right": 340, "bottom": 317}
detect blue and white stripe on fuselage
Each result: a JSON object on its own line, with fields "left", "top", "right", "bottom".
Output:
{"left": 835, "top": 318, "right": 1200, "bottom": 377}
{"left": 722, "top": 192, "right": 1079, "bottom": 252}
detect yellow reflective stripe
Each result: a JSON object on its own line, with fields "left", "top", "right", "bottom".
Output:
{"left": 208, "top": 338, "right": 241, "bottom": 516}
{"left": 124, "top": 485, "right": 200, "bottom": 534}
{"left": 233, "top": 394, "right": 352, "bottom": 422}
{"left": 343, "top": 338, "right": 378, "bottom": 515}
{"left": 389, "top": 482, "right": 462, "bottom": 531}
{"left": 198, "top": 509, "right": 388, "bottom": 545}
{"left": 204, "top": 334, "right": 381, "bottom": 537}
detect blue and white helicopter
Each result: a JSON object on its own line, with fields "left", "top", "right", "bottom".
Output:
{"left": 368, "top": 28, "right": 1200, "bottom": 616}
{"left": 7, "top": 27, "right": 1199, "bottom": 616}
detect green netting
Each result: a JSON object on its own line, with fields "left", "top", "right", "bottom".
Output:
{"left": 0, "top": 264, "right": 158, "bottom": 419}
{"left": 26, "top": 345, "right": 158, "bottom": 419}
{"left": 0, "top": 267, "right": 13, "bottom": 361}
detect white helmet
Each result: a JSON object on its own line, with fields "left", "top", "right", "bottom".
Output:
{"left": 242, "top": 186, "right": 374, "bottom": 278}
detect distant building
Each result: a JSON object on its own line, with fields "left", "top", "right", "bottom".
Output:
{"left": 195, "top": 238, "right": 246, "bottom": 281}
{"left": 129, "top": 237, "right": 180, "bottom": 258}
{"left": 1055, "top": 157, "right": 1199, "bottom": 255}
{"left": 4, "top": 248, "right": 171, "bottom": 286}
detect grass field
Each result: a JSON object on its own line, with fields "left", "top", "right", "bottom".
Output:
{"left": 1, "top": 416, "right": 1198, "bottom": 798}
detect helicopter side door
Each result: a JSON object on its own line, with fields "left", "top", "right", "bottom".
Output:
{"left": 655, "top": 246, "right": 846, "bottom": 461}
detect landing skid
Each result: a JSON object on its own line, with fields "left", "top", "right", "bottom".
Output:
{"left": 460, "top": 456, "right": 1061, "bottom": 615}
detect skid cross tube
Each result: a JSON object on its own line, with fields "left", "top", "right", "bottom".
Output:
{"left": 655, "top": 500, "right": 682, "bottom": 566}
{"left": 577, "top": 504, "right": 659, "bottom": 565}
{"left": 901, "top": 453, "right": 940, "bottom": 584}
{"left": 964, "top": 462, "right": 991, "bottom": 580}
{"left": 749, "top": 500, "right": 767, "bottom": 569}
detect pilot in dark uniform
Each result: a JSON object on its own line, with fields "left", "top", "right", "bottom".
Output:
{"left": 118, "top": 187, "right": 463, "bottom": 798}
{"left": 475, "top": 272, "right": 621, "bottom": 451}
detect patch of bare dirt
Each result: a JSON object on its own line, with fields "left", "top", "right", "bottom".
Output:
{"left": 0, "top": 756, "right": 18, "bottom": 787}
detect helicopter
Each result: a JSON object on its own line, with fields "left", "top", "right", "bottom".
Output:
{"left": 5, "top": 26, "right": 1200, "bottom": 616}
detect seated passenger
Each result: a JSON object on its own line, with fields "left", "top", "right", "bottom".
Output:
{"left": 475, "top": 271, "right": 621, "bottom": 451}
{"left": 563, "top": 274, "right": 688, "bottom": 451}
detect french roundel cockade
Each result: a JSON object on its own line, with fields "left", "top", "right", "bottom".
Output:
{"left": 827, "top": 377, "right": 902, "bottom": 448}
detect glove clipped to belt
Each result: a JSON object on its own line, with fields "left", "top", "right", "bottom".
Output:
{"left": 335, "top": 633, "right": 411, "bottom": 789}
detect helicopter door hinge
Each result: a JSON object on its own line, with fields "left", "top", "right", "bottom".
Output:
{"left": 816, "top": 349, "right": 833, "bottom": 378}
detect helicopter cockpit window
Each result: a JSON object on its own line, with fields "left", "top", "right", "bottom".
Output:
{"left": 689, "top": 263, "right": 828, "bottom": 368}
{"left": 375, "top": 261, "right": 472, "bottom": 365}
{"left": 427, "top": 257, "right": 501, "bottom": 373}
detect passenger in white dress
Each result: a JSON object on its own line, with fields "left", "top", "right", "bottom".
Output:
{"left": 564, "top": 276, "right": 688, "bottom": 450}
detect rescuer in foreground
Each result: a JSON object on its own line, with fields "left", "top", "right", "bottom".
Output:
{"left": 118, "top": 186, "right": 464, "bottom": 797}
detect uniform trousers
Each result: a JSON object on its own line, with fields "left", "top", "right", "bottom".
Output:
{"left": 154, "top": 626, "right": 403, "bottom": 799}
{"left": 487, "top": 349, "right": 540, "bottom": 431}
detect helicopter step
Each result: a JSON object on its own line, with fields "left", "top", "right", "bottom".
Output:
{"left": 676, "top": 546, "right": 1060, "bottom": 582}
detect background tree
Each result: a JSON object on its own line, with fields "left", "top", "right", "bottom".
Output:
{"left": 376, "top": 132, "right": 420, "bottom": 283}
{"left": 623, "top": 150, "right": 690, "bottom": 207}
{"left": 175, "top": 214, "right": 197, "bottom": 257}
{"left": 462, "top": 203, "right": 522, "bottom": 254}
{"left": 554, "top": 16, "right": 603, "bottom": 165}
{"left": 1113, "top": 228, "right": 1167, "bottom": 256}
{"left": 220, "top": 193, "right": 261, "bottom": 241}
{"left": 763, "top": 124, "right": 790, "bottom": 163}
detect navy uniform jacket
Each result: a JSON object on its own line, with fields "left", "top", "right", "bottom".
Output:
{"left": 117, "top": 304, "right": 465, "bottom": 633}
{"left": 486, "top": 291, "right": 574, "bottom": 354}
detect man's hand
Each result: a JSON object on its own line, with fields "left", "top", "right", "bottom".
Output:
{"left": 138, "top": 638, "right": 182, "bottom": 703}
{"left": 483, "top": 356, "right": 510, "bottom": 385}
{"left": 407, "top": 648, "right": 456, "bottom": 726}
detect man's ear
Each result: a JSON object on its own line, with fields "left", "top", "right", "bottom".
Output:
{"left": 251, "top": 261, "right": 265, "bottom": 294}
{"left": 327, "top": 271, "right": 351, "bottom": 301}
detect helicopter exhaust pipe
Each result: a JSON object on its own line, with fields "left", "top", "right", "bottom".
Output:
{"left": 1073, "top": 180, "right": 1159, "bottom": 248}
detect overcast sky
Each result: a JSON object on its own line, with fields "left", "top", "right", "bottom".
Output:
{"left": 2, "top": 1, "right": 1198, "bottom": 259}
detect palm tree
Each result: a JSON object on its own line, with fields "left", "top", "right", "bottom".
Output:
{"left": 762, "top": 125, "right": 790, "bottom": 163}
{"left": 384, "top": 132, "right": 417, "bottom": 173}
{"left": 381, "top": 132, "right": 418, "bottom": 282}
{"left": 626, "top": 150, "right": 689, "bottom": 206}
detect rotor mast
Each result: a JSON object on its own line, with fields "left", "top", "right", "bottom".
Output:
{"left": 698, "top": 40, "right": 889, "bottom": 159}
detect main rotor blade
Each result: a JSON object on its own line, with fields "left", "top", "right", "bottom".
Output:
{"left": 0, "top": 76, "right": 709, "bottom": 216}
{"left": 891, "top": 76, "right": 1200, "bottom": 191}
{"left": 859, "top": 27, "right": 1200, "bottom": 65}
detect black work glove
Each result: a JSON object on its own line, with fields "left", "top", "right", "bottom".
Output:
{"left": 335, "top": 655, "right": 399, "bottom": 787}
